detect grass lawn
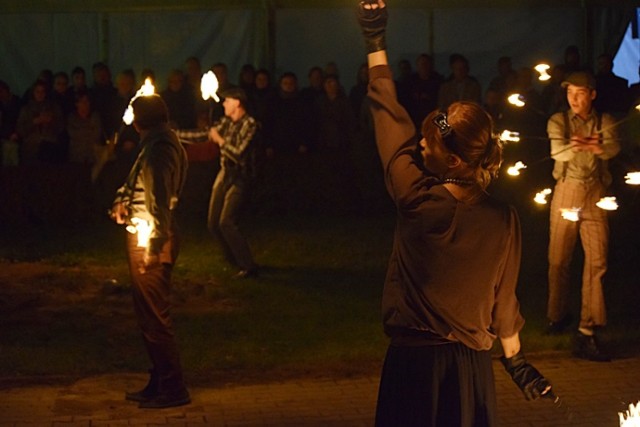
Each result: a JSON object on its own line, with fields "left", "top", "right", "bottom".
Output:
{"left": 0, "top": 191, "right": 639, "bottom": 386}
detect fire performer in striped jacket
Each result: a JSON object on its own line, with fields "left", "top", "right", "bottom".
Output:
{"left": 110, "top": 94, "right": 190, "bottom": 409}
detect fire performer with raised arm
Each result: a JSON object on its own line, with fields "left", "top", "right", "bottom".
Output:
{"left": 110, "top": 94, "right": 190, "bottom": 408}
{"left": 356, "top": 1, "right": 553, "bottom": 425}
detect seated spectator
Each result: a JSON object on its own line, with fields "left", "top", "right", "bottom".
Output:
{"left": 161, "top": 69, "right": 197, "bottom": 129}
{"left": 315, "top": 74, "right": 358, "bottom": 213}
{"left": 71, "top": 66, "right": 88, "bottom": 95}
{"left": 406, "top": 53, "right": 443, "bottom": 128}
{"left": 90, "top": 62, "right": 118, "bottom": 138}
{"left": 238, "top": 63, "right": 257, "bottom": 98}
{"left": 438, "top": 53, "right": 482, "bottom": 109}
{"left": 395, "top": 58, "right": 413, "bottom": 111}
{"left": 349, "top": 63, "right": 369, "bottom": 121}
{"left": 16, "top": 80, "right": 65, "bottom": 164}
{"left": 488, "top": 56, "right": 517, "bottom": 98}
{"left": 51, "top": 71, "right": 75, "bottom": 118}
{"left": 300, "top": 66, "right": 325, "bottom": 107}
{"left": 269, "top": 72, "right": 309, "bottom": 156}
{"left": 316, "top": 74, "right": 356, "bottom": 150}
{"left": 67, "top": 90, "right": 103, "bottom": 165}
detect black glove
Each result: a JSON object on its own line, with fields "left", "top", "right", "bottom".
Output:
{"left": 501, "top": 351, "right": 553, "bottom": 401}
{"left": 356, "top": 0, "right": 388, "bottom": 54}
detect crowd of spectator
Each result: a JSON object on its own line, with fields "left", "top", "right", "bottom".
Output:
{"left": 1, "top": 45, "right": 638, "bottom": 225}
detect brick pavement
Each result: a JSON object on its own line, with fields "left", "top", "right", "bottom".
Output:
{"left": 1, "top": 353, "right": 639, "bottom": 426}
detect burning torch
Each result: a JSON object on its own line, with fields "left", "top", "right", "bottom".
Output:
{"left": 200, "top": 70, "right": 220, "bottom": 126}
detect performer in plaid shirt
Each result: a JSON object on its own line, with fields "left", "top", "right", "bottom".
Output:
{"left": 177, "top": 87, "right": 259, "bottom": 279}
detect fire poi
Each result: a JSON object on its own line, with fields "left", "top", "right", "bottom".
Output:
{"left": 620, "top": 401, "right": 640, "bottom": 427}
{"left": 596, "top": 196, "right": 619, "bottom": 211}
{"left": 560, "top": 208, "right": 581, "bottom": 222}
{"left": 499, "top": 130, "right": 520, "bottom": 143}
{"left": 534, "top": 188, "right": 552, "bottom": 205}
{"left": 534, "top": 63, "right": 551, "bottom": 81}
{"left": 625, "top": 172, "right": 640, "bottom": 185}
{"left": 507, "top": 161, "right": 527, "bottom": 176}
{"left": 507, "top": 93, "right": 525, "bottom": 107}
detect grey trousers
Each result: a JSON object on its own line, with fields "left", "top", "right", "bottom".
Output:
{"left": 207, "top": 168, "right": 256, "bottom": 271}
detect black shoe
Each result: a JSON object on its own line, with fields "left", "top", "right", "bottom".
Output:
{"left": 138, "top": 389, "right": 191, "bottom": 409}
{"left": 232, "top": 268, "right": 259, "bottom": 279}
{"left": 125, "top": 370, "right": 159, "bottom": 402}
{"left": 545, "top": 314, "right": 573, "bottom": 335}
{"left": 572, "top": 332, "right": 611, "bottom": 362}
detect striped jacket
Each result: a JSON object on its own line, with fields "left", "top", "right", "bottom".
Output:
{"left": 114, "top": 124, "right": 188, "bottom": 255}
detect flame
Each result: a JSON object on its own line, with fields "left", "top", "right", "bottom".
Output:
{"left": 508, "top": 93, "right": 525, "bottom": 107}
{"left": 122, "top": 78, "right": 156, "bottom": 125}
{"left": 620, "top": 401, "right": 640, "bottom": 427}
{"left": 534, "top": 63, "right": 551, "bottom": 81}
{"left": 534, "top": 188, "right": 552, "bottom": 204}
{"left": 596, "top": 196, "right": 619, "bottom": 211}
{"left": 560, "top": 208, "right": 581, "bottom": 222}
{"left": 507, "top": 161, "right": 527, "bottom": 176}
{"left": 625, "top": 172, "right": 640, "bottom": 185}
{"left": 125, "top": 217, "right": 153, "bottom": 248}
{"left": 201, "top": 71, "right": 220, "bottom": 102}
{"left": 499, "top": 130, "right": 520, "bottom": 143}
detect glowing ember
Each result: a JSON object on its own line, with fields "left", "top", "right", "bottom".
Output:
{"left": 125, "top": 217, "right": 153, "bottom": 248}
{"left": 499, "top": 130, "right": 520, "bottom": 143}
{"left": 507, "top": 161, "right": 527, "bottom": 176}
{"left": 625, "top": 172, "right": 640, "bottom": 185}
{"left": 596, "top": 196, "right": 618, "bottom": 211}
{"left": 560, "top": 208, "right": 581, "bottom": 222}
{"left": 508, "top": 93, "right": 525, "bottom": 107}
{"left": 534, "top": 188, "right": 552, "bottom": 204}
{"left": 534, "top": 63, "right": 551, "bottom": 81}
{"left": 620, "top": 401, "right": 640, "bottom": 427}
{"left": 122, "top": 78, "right": 156, "bottom": 125}
{"left": 201, "top": 71, "right": 220, "bottom": 102}
{"left": 635, "top": 104, "right": 640, "bottom": 112}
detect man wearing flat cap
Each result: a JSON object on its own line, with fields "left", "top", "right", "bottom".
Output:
{"left": 545, "top": 71, "right": 620, "bottom": 362}
{"left": 177, "top": 87, "right": 259, "bottom": 279}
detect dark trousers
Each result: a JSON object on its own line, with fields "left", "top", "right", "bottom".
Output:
{"left": 207, "top": 168, "right": 256, "bottom": 270}
{"left": 375, "top": 343, "right": 497, "bottom": 427}
{"left": 126, "top": 232, "right": 186, "bottom": 394}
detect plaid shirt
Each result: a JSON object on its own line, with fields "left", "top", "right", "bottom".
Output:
{"left": 176, "top": 114, "right": 257, "bottom": 173}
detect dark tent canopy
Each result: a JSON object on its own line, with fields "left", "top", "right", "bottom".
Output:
{"left": 1, "top": 0, "right": 637, "bottom": 94}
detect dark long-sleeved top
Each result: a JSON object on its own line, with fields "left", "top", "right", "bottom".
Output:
{"left": 114, "top": 124, "right": 188, "bottom": 259}
{"left": 368, "top": 65, "right": 524, "bottom": 351}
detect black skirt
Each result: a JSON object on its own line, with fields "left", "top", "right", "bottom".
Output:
{"left": 375, "top": 342, "right": 497, "bottom": 427}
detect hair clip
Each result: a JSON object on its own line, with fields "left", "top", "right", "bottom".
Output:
{"left": 432, "top": 112, "right": 453, "bottom": 138}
